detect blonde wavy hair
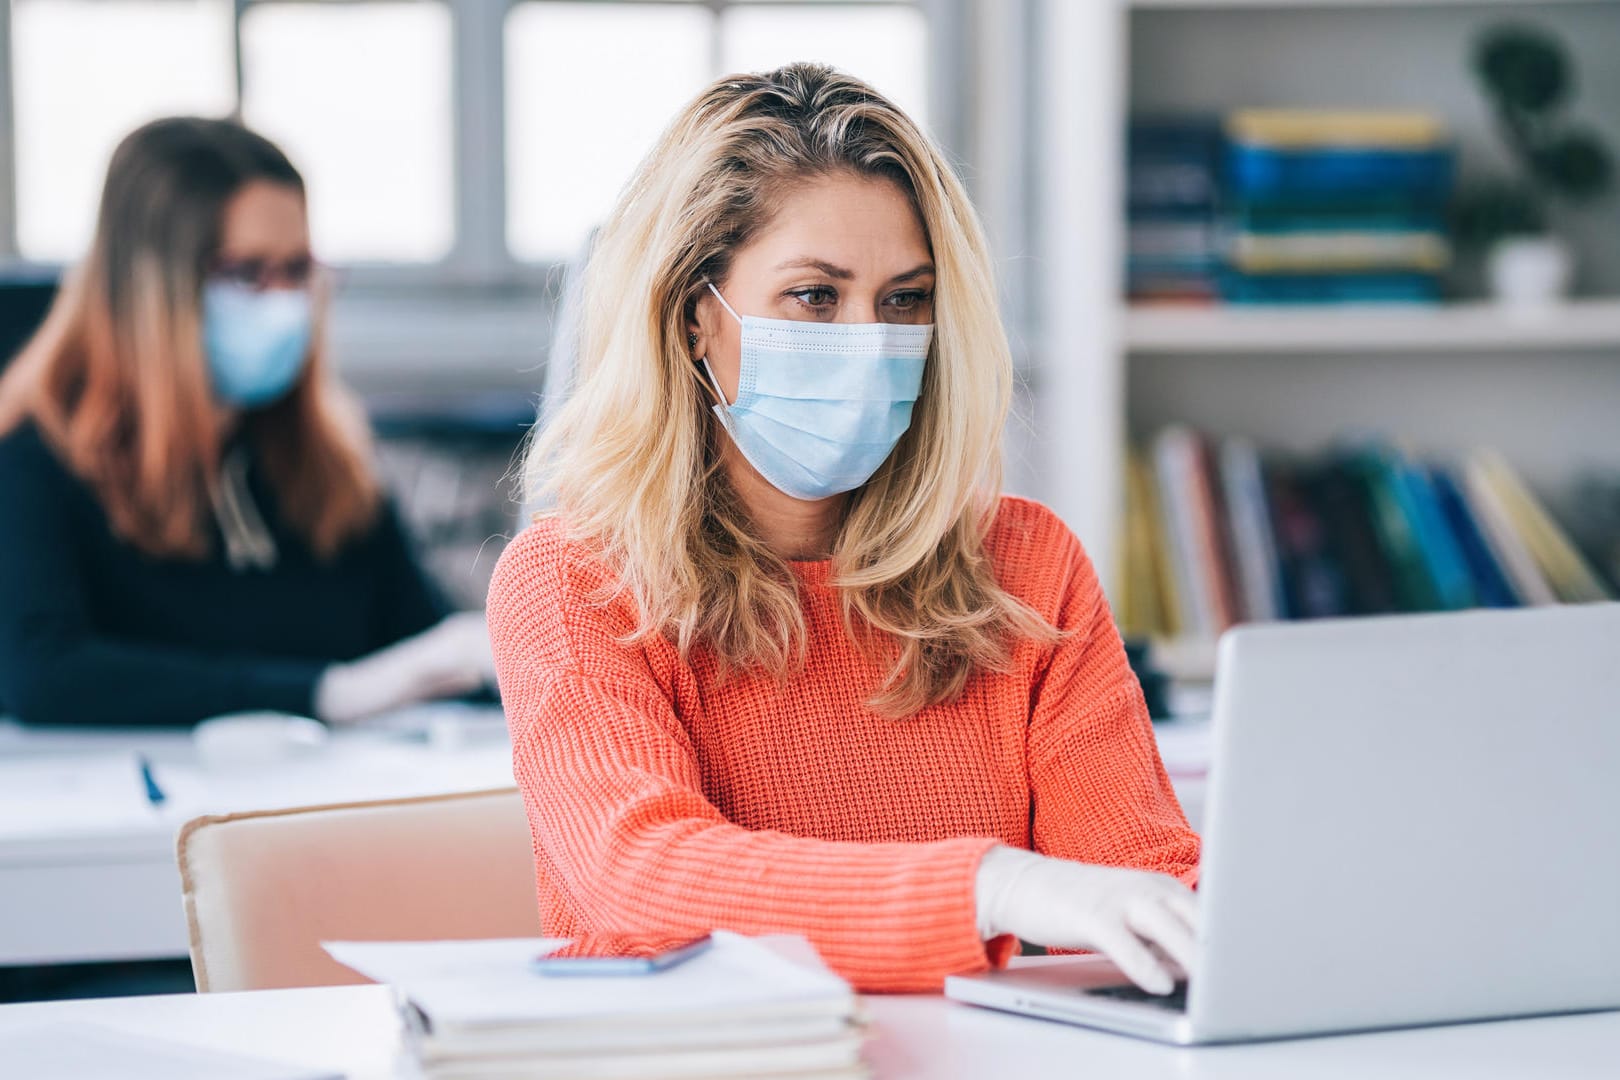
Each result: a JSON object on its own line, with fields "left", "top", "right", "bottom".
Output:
{"left": 526, "top": 63, "right": 1057, "bottom": 716}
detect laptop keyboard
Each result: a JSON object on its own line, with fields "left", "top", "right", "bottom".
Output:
{"left": 1083, "top": 982, "right": 1189, "bottom": 1012}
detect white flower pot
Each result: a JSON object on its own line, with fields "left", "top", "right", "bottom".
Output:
{"left": 1486, "top": 235, "right": 1574, "bottom": 306}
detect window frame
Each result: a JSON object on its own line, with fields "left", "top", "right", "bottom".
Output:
{"left": 0, "top": 0, "right": 964, "bottom": 381}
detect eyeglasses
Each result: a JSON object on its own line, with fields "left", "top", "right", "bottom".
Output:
{"left": 206, "top": 254, "right": 329, "bottom": 292}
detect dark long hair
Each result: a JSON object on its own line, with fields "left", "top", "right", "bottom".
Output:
{"left": 0, "top": 117, "right": 378, "bottom": 559}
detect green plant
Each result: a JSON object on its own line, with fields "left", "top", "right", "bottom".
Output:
{"left": 1453, "top": 23, "right": 1614, "bottom": 249}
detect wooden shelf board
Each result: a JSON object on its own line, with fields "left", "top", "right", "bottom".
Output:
{"left": 1123, "top": 300, "right": 1620, "bottom": 354}
{"left": 1128, "top": 0, "right": 1608, "bottom": 10}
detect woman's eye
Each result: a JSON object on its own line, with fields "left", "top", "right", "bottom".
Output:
{"left": 885, "top": 290, "right": 932, "bottom": 311}
{"left": 788, "top": 286, "right": 838, "bottom": 308}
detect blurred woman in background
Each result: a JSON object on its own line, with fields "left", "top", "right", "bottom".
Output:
{"left": 0, "top": 117, "right": 491, "bottom": 727}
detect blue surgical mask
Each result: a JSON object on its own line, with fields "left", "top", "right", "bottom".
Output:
{"left": 201, "top": 282, "right": 313, "bottom": 408}
{"left": 700, "top": 283, "right": 932, "bottom": 502}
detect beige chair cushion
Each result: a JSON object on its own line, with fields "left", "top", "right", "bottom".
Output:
{"left": 178, "top": 787, "right": 539, "bottom": 993}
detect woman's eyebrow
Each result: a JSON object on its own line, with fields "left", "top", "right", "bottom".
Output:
{"left": 773, "top": 257, "right": 855, "bottom": 280}
{"left": 888, "top": 263, "right": 935, "bottom": 284}
{"left": 770, "top": 258, "right": 936, "bottom": 283}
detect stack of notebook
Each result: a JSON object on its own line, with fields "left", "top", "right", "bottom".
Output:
{"left": 325, "top": 933, "right": 867, "bottom": 1080}
{"left": 1221, "top": 109, "right": 1455, "bottom": 304}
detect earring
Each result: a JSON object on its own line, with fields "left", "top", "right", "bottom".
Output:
{"left": 687, "top": 333, "right": 699, "bottom": 348}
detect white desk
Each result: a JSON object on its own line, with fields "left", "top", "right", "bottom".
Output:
{"left": 0, "top": 979, "right": 1613, "bottom": 1079}
{"left": 0, "top": 713, "right": 516, "bottom": 966}
{"left": 0, "top": 715, "right": 1209, "bottom": 969}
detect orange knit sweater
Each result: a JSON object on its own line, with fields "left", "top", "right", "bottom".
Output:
{"left": 487, "top": 496, "right": 1200, "bottom": 993}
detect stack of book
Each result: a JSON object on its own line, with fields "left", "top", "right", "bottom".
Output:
{"left": 1126, "top": 117, "right": 1224, "bottom": 303}
{"left": 325, "top": 933, "right": 868, "bottom": 1079}
{"left": 1121, "top": 427, "right": 1615, "bottom": 643}
{"left": 1220, "top": 110, "right": 1455, "bottom": 304}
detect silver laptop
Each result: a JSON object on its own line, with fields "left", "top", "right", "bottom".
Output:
{"left": 946, "top": 603, "right": 1620, "bottom": 1044}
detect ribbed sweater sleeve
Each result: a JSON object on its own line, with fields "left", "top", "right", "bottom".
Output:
{"left": 487, "top": 523, "right": 1006, "bottom": 992}
{"left": 1026, "top": 522, "right": 1202, "bottom": 885}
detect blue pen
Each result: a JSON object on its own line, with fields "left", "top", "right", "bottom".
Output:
{"left": 137, "top": 755, "right": 167, "bottom": 807}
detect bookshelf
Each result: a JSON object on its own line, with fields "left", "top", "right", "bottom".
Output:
{"left": 1123, "top": 300, "right": 1620, "bottom": 355}
{"left": 1025, "top": 0, "right": 1620, "bottom": 604}
{"left": 1128, "top": 0, "right": 1613, "bottom": 9}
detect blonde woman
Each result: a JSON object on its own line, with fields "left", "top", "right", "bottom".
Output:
{"left": 488, "top": 64, "right": 1199, "bottom": 994}
{"left": 0, "top": 118, "right": 492, "bottom": 727}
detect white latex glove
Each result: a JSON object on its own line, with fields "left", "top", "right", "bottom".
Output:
{"left": 314, "top": 612, "right": 496, "bottom": 725}
{"left": 975, "top": 845, "right": 1198, "bottom": 995}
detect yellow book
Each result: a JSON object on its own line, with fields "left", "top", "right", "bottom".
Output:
{"left": 1119, "top": 452, "right": 1161, "bottom": 639}
{"left": 1226, "top": 109, "right": 1446, "bottom": 149}
{"left": 1140, "top": 452, "right": 1184, "bottom": 640}
{"left": 1475, "top": 452, "right": 1613, "bottom": 604}
{"left": 1229, "top": 232, "right": 1451, "bottom": 273}
{"left": 1118, "top": 450, "right": 1184, "bottom": 640}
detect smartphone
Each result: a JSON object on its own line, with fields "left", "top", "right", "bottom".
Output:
{"left": 532, "top": 934, "right": 714, "bottom": 976}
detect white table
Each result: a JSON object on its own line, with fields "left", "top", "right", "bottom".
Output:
{"left": 0, "top": 711, "right": 516, "bottom": 966}
{"left": 0, "top": 978, "right": 1614, "bottom": 1079}
{"left": 0, "top": 715, "right": 1209, "bottom": 969}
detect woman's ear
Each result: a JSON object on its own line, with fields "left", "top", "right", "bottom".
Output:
{"left": 686, "top": 298, "right": 709, "bottom": 361}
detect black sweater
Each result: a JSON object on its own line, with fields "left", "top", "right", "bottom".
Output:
{"left": 0, "top": 422, "right": 447, "bottom": 726}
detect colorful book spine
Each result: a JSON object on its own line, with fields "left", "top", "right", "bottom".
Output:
{"left": 1351, "top": 451, "right": 1442, "bottom": 612}
{"left": 1225, "top": 109, "right": 1448, "bottom": 148}
{"left": 1121, "top": 434, "right": 1609, "bottom": 642}
{"left": 1429, "top": 467, "right": 1521, "bottom": 608}
{"left": 1120, "top": 451, "right": 1165, "bottom": 640}
{"left": 1461, "top": 459, "right": 1560, "bottom": 606}
{"left": 1221, "top": 272, "right": 1440, "bottom": 304}
{"left": 1153, "top": 427, "right": 1236, "bottom": 637}
{"left": 1218, "top": 108, "right": 1454, "bottom": 307}
{"left": 1127, "top": 116, "right": 1223, "bottom": 304}
{"left": 1142, "top": 451, "right": 1185, "bottom": 639}
{"left": 1307, "top": 463, "right": 1399, "bottom": 616}
{"left": 1391, "top": 456, "right": 1478, "bottom": 611}
{"left": 1227, "top": 231, "right": 1450, "bottom": 273}
{"left": 1192, "top": 436, "right": 1242, "bottom": 629}
{"left": 1264, "top": 459, "right": 1349, "bottom": 620}
{"left": 1218, "top": 439, "right": 1286, "bottom": 622}
{"left": 1225, "top": 145, "right": 1455, "bottom": 204}
{"left": 1472, "top": 452, "right": 1614, "bottom": 604}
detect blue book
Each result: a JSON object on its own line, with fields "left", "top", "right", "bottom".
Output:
{"left": 1429, "top": 466, "right": 1521, "bottom": 608}
{"left": 1128, "top": 116, "right": 1223, "bottom": 214}
{"left": 1221, "top": 272, "right": 1440, "bottom": 304}
{"left": 1226, "top": 144, "right": 1454, "bottom": 203}
{"left": 1390, "top": 457, "right": 1477, "bottom": 611}
{"left": 1229, "top": 203, "right": 1446, "bottom": 234}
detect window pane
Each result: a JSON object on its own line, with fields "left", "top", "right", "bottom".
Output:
{"left": 506, "top": 2, "right": 711, "bottom": 263}
{"left": 241, "top": 2, "right": 453, "bottom": 263}
{"left": 721, "top": 4, "right": 928, "bottom": 129}
{"left": 11, "top": 0, "right": 235, "bottom": 262}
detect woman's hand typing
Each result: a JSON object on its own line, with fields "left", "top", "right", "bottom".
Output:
{"left": 974, "top": 845, "right": 1198, "bottom": 995}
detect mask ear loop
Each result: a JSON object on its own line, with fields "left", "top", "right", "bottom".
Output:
{"left": 695, "top": 281, "right": 743, "bottom": 408}
{"left": 706, "top": 281, "right": 743, "bottom": 325}
{"left": 698, "top": 357, "right": 731, "bottom": 409}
